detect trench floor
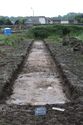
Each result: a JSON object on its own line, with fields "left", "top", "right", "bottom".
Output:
{"left": 6, "top": 41, "right": 68, "bottom": 105}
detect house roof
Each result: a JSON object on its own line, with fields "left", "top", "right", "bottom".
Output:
{"left": 25, "top": 16, "right": 47, "bottom": 24}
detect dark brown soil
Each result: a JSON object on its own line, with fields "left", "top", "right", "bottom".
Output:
{"left": 0, "top": 39, "right": 33, "bottom": 100}
{"left": 45, "top": 40, "right": 83, "bottom": 102}
{"left": 0, "top": 102, "right": 83, "bottom": 125}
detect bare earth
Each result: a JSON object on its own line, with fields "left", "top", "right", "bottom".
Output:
{"left": 0, "top": 40, "right": 83, "bottom": 125}
{"left": 7, "top": 41, "right": 67, "bottom": 105}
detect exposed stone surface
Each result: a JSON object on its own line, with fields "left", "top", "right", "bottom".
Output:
{"left": 6, "top": 41, "right": 68, "bottom": 105}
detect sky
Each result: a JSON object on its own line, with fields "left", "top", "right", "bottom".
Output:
{"left": 0, "top": 0, "right": 83, "bottom": 17}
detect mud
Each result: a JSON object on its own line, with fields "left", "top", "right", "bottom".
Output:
{"left": 6, "top": 41, "right": 68, "bottom": 105}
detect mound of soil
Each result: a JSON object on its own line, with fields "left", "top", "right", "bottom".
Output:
{"left": 45, "top": 40, "right": 83, "bottom": 102}
{"left": 62, "top": 36, "right": 83, "bottom": 54}
{"left": 0, "top": 39, "right": 33, "bottom": 99}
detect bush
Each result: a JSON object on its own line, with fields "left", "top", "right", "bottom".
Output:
{"left": 62, "top": 27, "right": 70, "bottom": 36}
{"left": 30, "top": 24, "right": 83, "bottom": 40}
{"left": 31, "top": 27, "right": 49, "bottom": 39}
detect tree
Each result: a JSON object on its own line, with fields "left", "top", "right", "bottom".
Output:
{"left": 0, "top": 17, "right": 12, "bottom": 25}
{"left": 0, "top": 17, "right": 5, "bottom": 25}
{"left": 15, "top": 20, "right": 20, "bottom": 25}
{"left": 75, "top": 14, "right": 83, "bottom": 23}
{"left": 4, "top": 18, "right": 12, "bottom": 25}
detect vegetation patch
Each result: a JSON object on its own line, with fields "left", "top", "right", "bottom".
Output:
{"left": 0, "top": 31, "right": 32, "bottom": 47}
{"left": 30, "top": 24, "right": 83, "bottom": 41}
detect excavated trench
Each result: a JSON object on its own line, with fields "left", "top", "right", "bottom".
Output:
{"left": 6, "top": 40, "right": 69, "bottom": 105}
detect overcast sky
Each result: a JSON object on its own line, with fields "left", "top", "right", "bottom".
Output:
{"left": 0, "top": 0, "right": 83, "bottom": 17}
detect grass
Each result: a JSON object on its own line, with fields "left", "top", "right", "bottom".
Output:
{"left": 0, "top": 31, "right": 32, "bottom": 47}
{"left": 0, "top": 24, "right": 83, "bottom": 47}
{"left": 76, "top": 33, "right": 83, "bottom": 41}
{"left": 0, "top": 34, "right": 21, "bottom": 47}
{"left": 0, "top": 34, "right": 7, "bottom": 40}
{"left": 45, "top": 35, "right": 62, "bottom": 44}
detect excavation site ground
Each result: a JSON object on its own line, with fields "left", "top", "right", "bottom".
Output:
{"left": 0, "top": 38, "right": 83, "bottom": 125}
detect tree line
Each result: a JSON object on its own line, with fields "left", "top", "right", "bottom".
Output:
{"left": 52, "top": 12, "right": 83, "bottom": 23}
{"left": 0, "top": 16, "right": 27, "bottom": 25}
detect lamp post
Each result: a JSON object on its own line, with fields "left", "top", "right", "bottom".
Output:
{"left": 31, "top": 7, "right": 34, "bottom": 16}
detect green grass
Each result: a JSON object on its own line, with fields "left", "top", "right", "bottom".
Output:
{"left": 0, "top": 34, "right": 7, "bottom": 40}
{"left": 76, "top": 33, "right": 83, "bottom": 41}
{"left": 0, "top": 31, "right": 32, "bottom": 47}
{"left": 1, "top": 24, "right": 83, "bottom": 47}
{"left": 46, "top": 35, "right": 62, "bottom": 44}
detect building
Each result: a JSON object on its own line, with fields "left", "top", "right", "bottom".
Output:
{"left": 47, "top": 18, "right": 53, "bottom": 24}
{"left": 61, "top": 20, "right": 69, "bottom": 24}
{"left": 25, "top": 16, "right": 49, "bottom": 27}
{"left": 52, "top": 19, "right": 61, "bottom": 24}
{"left": 69, "top": 19, "right": 78, "bottom": 24}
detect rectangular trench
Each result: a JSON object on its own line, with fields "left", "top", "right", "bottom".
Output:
{"left": 6, "top": 40, "right": 69, "bottom": 105}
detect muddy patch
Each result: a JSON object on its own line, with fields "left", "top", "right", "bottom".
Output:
{"left": 6, "top": 41, "right": 68, "bottom": 105}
